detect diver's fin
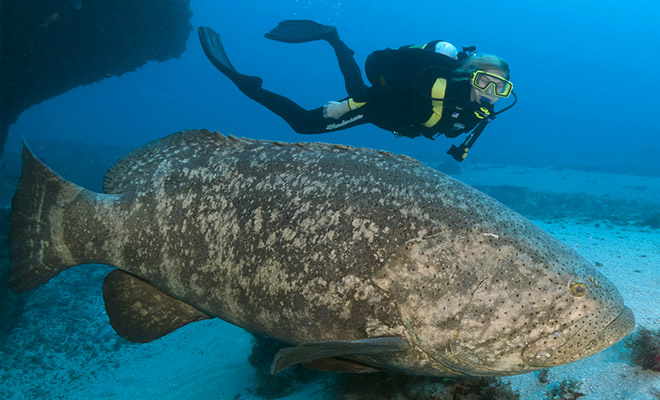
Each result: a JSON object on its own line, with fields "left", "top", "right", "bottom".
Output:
{"left": 197, "top": 26, "right": 263, "bottom": 96}
{"left": 265, "top": 19, "right": 338, "bottom": 44}
{"left": 270, "top": 336, "right": 407, "bottom": 374}
{"left": 103, "top": 269, "right": 211, "bottom": 343}
{"left": 302, "top": 357, "right": 385, "bottom": 373}
{"left": 198, "top": 26, "right": 237, "bottom": 74}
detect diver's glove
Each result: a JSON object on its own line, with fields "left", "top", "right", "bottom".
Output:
{"left": 323, "top": 101, "right": 351, "bottom": 119}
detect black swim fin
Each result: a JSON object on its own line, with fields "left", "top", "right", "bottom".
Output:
{"left": 198, "top": 26, "right": 263, "bottom": 97}
{"left": 198, "top": 26, "right": 236, "bottom": 75}
{"left": 265, "top": 19, "right": 338, "bottom": 44}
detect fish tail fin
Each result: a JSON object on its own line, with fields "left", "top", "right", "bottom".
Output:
{"left": 9, "top": 143, "right": 88, "bottom": 293}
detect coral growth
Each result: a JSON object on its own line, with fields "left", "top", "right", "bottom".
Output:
{"left": 0, "top": 207, "right": 24, "bottom": 336}
{"left": 546, "top": 379, "right": 585, "bottom": 400}
{"left": 626, "top": 326, "right": 660, "bottom": 372}
{"left": 335, "top": 374, "right": 519, "bottom": 400}
{"left": 650, "top": 387, "right": 660, "bottom": 399}
{"left": 246, "top": 334, "right": 520, "bottom": 400}
{"left": 536, "top": 368, "right": 550, "bottom": 383}
{"left": 247, "top": 334, "right": 323, "bottom": 399}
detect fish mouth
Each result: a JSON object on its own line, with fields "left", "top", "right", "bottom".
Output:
{"left": 522, "top": 306, "right": 635, "bottom": 367}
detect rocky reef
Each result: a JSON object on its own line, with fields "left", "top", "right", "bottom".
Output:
{"left": 0, "top": 206, "right": 22, "bottom": 336}
{"left": 0, "top": 0, "right": 193, "bottom": 157}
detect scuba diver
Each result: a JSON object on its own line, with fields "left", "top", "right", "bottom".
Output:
{"left": 198, "top": 20, "right": 516, "bottom": 161}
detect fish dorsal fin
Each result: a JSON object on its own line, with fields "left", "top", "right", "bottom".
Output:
{"left": 270, "top": 337, "right": 406, "bottom": 374}
{"left": 102, "top": 269, "right": 210, "bottom": 343}
{"left": 102, "top": 129, "right": 422, "bottom": 194}
{"left": 102, "top": 129, "right": 252, "bottom": 194}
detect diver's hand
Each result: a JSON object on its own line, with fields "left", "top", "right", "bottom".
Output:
{"left": 323, "top": 101, "right": 350, "bottom": 119}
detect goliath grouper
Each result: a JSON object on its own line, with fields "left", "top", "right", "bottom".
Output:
{"left": 9, "top": 129, "right": 634, "bottom": 376}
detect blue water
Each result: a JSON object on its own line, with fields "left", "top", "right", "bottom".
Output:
{"left": 7, "top": 0, "right": 660, "bottom": 175}
{"left": 2, "top": 1, "right": 660, "bottom": 399}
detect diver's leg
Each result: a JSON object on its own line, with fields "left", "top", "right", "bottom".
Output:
{"left": 245, "top": 88, "right": 329, "bottom": 134}
{"left": 198, "top": 27, "right": 264, "bottom": 96}
{"left": 264, "top": 21, "right": 367, "bottom": 96}
{"left": 325, "top": 34, "right": 368, "bottom": 96}
{"left": 247, "top": 88, "right": 370, "bottom": 134}
{"left": 200, "top": 26, "right": 369, "bottom": 133}
{"left": 318, "top": 106, "right": 370, "bottom": 132}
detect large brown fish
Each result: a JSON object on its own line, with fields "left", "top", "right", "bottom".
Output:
{"left": 9, "top": 129, "right": 634, "bottom": 376}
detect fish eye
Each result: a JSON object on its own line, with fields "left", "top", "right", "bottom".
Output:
{"left": 570, "top": 281, "right": 588, "bottom": 297}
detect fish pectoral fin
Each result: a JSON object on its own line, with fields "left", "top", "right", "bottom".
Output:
{"left": 102, "top": 269, "right": 210, "bottom": 343}
{"left": 302, "top": 357, "right": 385, "bottom": 373}
{"left": 270, "top": 336, "right": 406, "bottom": 375}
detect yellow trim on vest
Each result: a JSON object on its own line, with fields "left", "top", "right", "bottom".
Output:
{"left": 423, "top": 78, "right": 447, "bottom": 128}
{"left": 348, "top": 98, "right": 366, "bottom": 110}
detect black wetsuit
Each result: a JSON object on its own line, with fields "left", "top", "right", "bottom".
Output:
{"left": 240, "top": 40, "right": 491, "bottom": 139}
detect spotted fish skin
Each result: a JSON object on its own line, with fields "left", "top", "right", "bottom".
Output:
{"left": 9, "top": 129, "right": 634, "bottom": 377}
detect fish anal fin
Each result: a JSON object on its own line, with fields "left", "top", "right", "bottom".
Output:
{"left": 270, "top": 336, "right": 406, "bottom": 375}
{"left": 302, "top": 357, "right": 384, "bottom": 373}
{"left": 102, "top": 269, "right": 210, "bottom": 343}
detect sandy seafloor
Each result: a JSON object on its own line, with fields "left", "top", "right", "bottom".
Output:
{"left": 1, "top": 145, "right": 659, "bottom": 399}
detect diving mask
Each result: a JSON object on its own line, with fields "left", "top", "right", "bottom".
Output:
{"left": 471, "top": 70, "right": 513, "bottom": 98}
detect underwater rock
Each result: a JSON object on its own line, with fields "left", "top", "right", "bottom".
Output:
{"left": 334, "top": 374, "right": 519, "bottom": 400}
{"left": 651, "top": 387, "right": 660, "bottom": 399}
{"left": 0, "top": 206, "right": 23, "bottom": 336}
{"left": 247, "top": 334, "right": 323, "bottom": 399}
{"left": 475, "top": 184, "right": 656, "bottom": 227}
{"left": 8, "top": 130, "right": 635, "bottom": 377}
{"left": 247, "top": 334, "right": 523, "bottom": 399}
{"left": 546, "top": 378, "right": 585, "bottom": 400}
{"left": 641, "top": 211, "right": 660, "bottom": 229}
{"left": 0, "top": 0, "right": 193, "bottom": 157}
{"left": 626, "top": 326, "right": 660, "bottom": 372}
